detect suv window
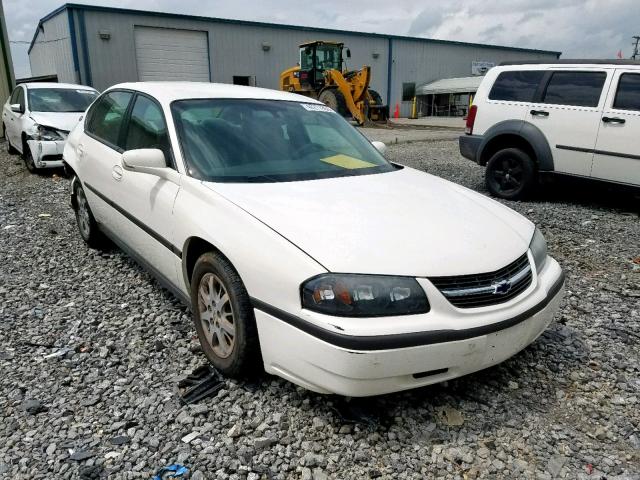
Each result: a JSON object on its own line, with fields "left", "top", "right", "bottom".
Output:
{"left": 613, "top": 73, "right": 640, "bottom": 111}
{"left": 86, "top": 91, "right": 133, "bottom": 148}
{"left": 542, "top": 71, "right": 606, "bottom": 107}
{"left": 124, "top": 95, "right": 171, "bottom": 163}
{"left": 489, "top": 71, "right": 544, "bottom": 102}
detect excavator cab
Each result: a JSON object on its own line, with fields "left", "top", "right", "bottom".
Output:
{"left": 298, "top": 41, "right": 345, "bottom": 89}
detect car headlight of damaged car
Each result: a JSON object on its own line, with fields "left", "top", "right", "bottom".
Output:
{"left": 529, "top": 227, "right": 548, "bottom": 272}
{"left": 34, "top": 125, "right": 65, "bottom": 141}
{"left": 302, "top": 274, "right": 430, "bottom": 317}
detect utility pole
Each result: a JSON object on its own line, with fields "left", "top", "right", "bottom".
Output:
{"left": 632, "top": 36, "right": 640, "bottom": 60}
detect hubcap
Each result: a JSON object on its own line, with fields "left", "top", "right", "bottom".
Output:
{"left": 492, "top": 157, "right": 523, "bottom": 193}
{"left": 197, "top": 273, "right": 235, "bottom": 359}
{"left": 76, "top": 188, "right": 91, "bottom": 238}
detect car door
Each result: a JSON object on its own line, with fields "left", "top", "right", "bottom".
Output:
{"left": 526, "top": 69, "right": 611, "bottom": 177}
{"left": 590, "top": 70, "right": 640, "bottom": 186}
{"left": 4, "top": 86, "right": 25, "bottom": 149}
{"left": 114, "top": 93, "right": 182, "bottom": 287}
{"left": 78, "top": 90, "right": 134, "bottom": 226}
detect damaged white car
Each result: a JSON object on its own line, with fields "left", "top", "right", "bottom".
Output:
{"left": 2, "top": 82, "right": 98, "bottom": 172}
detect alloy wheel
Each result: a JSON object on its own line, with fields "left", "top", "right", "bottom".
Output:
{"left": 198, "top": 273, "right": 236, "bottom": 359}
{"left": 76, "top": 188, "right": 92, "bottom": 239}
{"left": 491, "top": 157, "right": 523, "bottom": 194}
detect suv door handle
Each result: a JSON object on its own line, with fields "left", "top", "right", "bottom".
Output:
{"left": 530, "top": 110, "right": 549, "bottom": 117}
{"left": 602, "top": 116, "right": 625, "bottom": 124}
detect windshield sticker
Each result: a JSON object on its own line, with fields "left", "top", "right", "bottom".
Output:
{"left": 301, "top": 103, "right": 335, "bottom": 113}
{"left": 320, "top": 154, "right": 376, "bottom": 170}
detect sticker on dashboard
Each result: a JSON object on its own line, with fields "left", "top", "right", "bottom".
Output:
{"left": 301, "top": 103, "right": 335, "bottom": 113}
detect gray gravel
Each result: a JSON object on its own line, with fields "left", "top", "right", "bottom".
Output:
{"left": 1, "top": 138, "right": 639, "bottom": 479}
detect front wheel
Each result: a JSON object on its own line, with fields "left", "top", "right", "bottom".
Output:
{"left": 191, "top": 252, "right": 260, "bottom": 377}
{"left": 318, "top": 88, "right": 348, "bottom": 117}
{"left": 23, "top": 144, "right": 38, "bottom": 173}
{"left": 485, "top": 148, "right": 537, "bottom": 200}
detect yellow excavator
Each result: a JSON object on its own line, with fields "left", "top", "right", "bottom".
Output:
{"left": 279, "top": 41, "right": 388, "bottom": 125}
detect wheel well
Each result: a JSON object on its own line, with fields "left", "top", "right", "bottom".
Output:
{"left": 183, "top": 237, "right": 231, "bottom": 288}
{"left": 480, "top": 135, "right": 536, "bottom": 167}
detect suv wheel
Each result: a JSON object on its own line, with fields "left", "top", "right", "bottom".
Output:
{"left": 191, "top": 252, "right": 260, "bottom": 377}
{"left": 485, "top": 148, "right": 536, "bottom": 200}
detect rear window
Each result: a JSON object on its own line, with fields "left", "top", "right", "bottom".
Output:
{"left": 488, "top": 71, "right": 544, "bottom": 102}
{"left": 613, "top": 73, "right": 640, "bottom": 111}
{"left": 542, "top": 71, "right": 606, "bottom": 107}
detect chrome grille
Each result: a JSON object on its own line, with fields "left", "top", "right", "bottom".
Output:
{"left": 430, "top": 253, "right": 532, "bottom": 308}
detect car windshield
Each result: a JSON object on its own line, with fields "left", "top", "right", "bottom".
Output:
{"left": 171, "top": 98, "right": 396, "bottom": 183}
{"left": 28, "top": 88, "right": 99, "bottom": 113}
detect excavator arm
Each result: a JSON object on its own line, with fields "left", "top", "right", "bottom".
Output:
{"left": 324, "top": 67, "right": 372, "bottom": 125}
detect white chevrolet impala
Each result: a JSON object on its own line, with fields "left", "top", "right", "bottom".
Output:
{"left": 63, "top": 82, "right": 565, "bottom": 397}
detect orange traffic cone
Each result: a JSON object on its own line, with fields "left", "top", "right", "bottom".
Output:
{"left": 393, "top": 103, "right": 400, "bottom": 119}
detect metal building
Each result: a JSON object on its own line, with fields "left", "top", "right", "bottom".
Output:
{"left": 0, "top": 0, "right": 15, "bottom": 137}
{"left": 28, "top": 3, "right": 560, "bottom": 116}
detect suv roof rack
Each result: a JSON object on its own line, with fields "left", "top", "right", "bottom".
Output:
{"left": 500, "top": 59, "right": 640, "bottom": 66}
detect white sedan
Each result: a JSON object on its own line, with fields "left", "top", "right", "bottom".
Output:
{"left": 63, "top": 82, "right": 565, "bottom": 397}
{"left": 2, "top": 82, "right": 99, "bottom": 172}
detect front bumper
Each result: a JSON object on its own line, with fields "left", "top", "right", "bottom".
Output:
{"left": 26, "top": 139, "right": 65, "bottom": 169}
{"left": 459, "top": 134, "right": 483, "bottom": 163}
{"left": 255, "top": 256, "right": 564, "bottom": 397}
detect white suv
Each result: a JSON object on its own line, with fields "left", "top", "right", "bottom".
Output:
{"left": 459, "top": 60, "right": 640, "bottom": 199}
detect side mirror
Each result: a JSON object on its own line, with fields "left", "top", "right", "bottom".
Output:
{"left": 346, "top": 48, "right": 351, "bottom": 58}
{"left": 121, "top": 148, "right": 178, "bottom": 183}
{"left": 371, "top": 141, "right": 387, "bottom": 155}
{"left": 10, "top": 104, "right": 23, "bottom": 114}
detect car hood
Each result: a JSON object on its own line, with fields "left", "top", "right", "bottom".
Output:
{"left": 29, "top": 112, "right": 85, "bottom": 133}
{"left": 205, "top": 167, "right": 535, "bottom": 277}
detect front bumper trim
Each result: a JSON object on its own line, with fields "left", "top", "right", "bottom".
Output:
{"left": 251, "top": 270, "right": 565, "bottom": 352}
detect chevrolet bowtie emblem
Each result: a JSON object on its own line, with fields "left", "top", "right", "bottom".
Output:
{"left": 493, "top": 280, "right": 512, "bottom": 295}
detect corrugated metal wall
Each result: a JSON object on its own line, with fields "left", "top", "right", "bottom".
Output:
{"left": 30, "top": 7, "right": 558, "bottom": 114}
{"left": 28, "top": 12, "right": 76, "bottom": 83}
{"left": 0, "top": 0, "right": 15, "bottom": 137}
{"left": 390, "top": 38, "right": 557, "bottom": 117}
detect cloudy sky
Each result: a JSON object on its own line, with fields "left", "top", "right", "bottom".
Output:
{"left": 5, "top": 0, "right": 639, "bottom": 78}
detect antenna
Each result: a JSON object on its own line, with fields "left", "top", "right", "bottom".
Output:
{"left": 632, "top": 36, "right": 640, "bottom": 60}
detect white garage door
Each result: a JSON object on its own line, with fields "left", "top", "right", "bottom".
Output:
{"left": 134, "top": 26, "right": 210, "bottom": 82}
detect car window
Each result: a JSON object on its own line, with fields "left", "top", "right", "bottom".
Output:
{"left": 488, "top": 71, "right": 545, "bottom": 102}
{"left": 86, "top": 91, "right": 133, "bottom": 148}
{"left": 28, "top": 88, "right": 98, "bottom": 113}
{"left": 125, "top": 95, "right": 171, "bottom": 163}
{"left": 171, "top": 98, "right": 395, "bottom": 183}
{"left": 542, "top": 71, "right": 607, "bottom": 107}
{"left": 10, "top": 87, "right": 22, "bottom": 105}
{"left": 613, "top": 73, "right": 640, "bottom": 111}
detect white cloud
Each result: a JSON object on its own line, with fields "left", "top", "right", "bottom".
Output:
{"left": 4, "top": 0, "right": 638, "bottom": 79}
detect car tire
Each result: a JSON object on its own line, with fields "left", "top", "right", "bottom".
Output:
{"left": 23, "top": 142, "right": 38, "bottom": 173}
{"left": 485, "top": 148, "right": 537, "bottom": 200}
{"left": 4, "top": 127, "right": 17, "bottom": 154}
{"left": 73, "top": 179, "right": 106, "bottom": 248}
{"left": 190, "top": 252, "right": 260, "bottom": 378}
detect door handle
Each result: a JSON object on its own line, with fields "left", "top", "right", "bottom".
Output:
{"left": 112, "top": 164, "right": 123, "bottom": 181}
{"left": 530, "top": 110, "right": 549, "bottom": 117}
{"left": 602, "top": 116, "right": 625, "bottom": 124}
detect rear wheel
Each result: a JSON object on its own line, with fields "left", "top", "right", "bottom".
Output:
{"left": 485, "top": 148, "right": 537, "bottom": 200}
{"left": 3, "top": 125, "right": 17, "bottom": 154}
{"left": 368, "top": 89, "right": 383, "bottom": 106}
{"left": 74, "top": 179, "right": 106, "bottom": 248}
{"left": 191, "top": 252, "right": 260, "bottom": 377}
{"left": 318, "top": 88, "right": 348, "bottom": 116}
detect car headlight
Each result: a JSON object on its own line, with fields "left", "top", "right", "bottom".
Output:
{"left": 529, "top": 227, "right": 548, "bottom": 272}
{"left": 301, "top": 274, "right": 430, "bottom": 317}
{"left": 34, "top": 125, "right": 64, "bottom": 141}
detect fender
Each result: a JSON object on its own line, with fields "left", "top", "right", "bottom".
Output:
{"left": 479, "top": 120, "right": 554, "bottom": 171}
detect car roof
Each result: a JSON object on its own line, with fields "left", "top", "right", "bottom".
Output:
{"left": 21, "top": 82, "right": 98, "bottom": 91}
{"left": 107, "top": 82, "right": 324, "bottom": 104}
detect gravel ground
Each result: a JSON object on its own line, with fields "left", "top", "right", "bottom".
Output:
{"left": 1, "top": 138, "right": 639, "bottom": 480}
